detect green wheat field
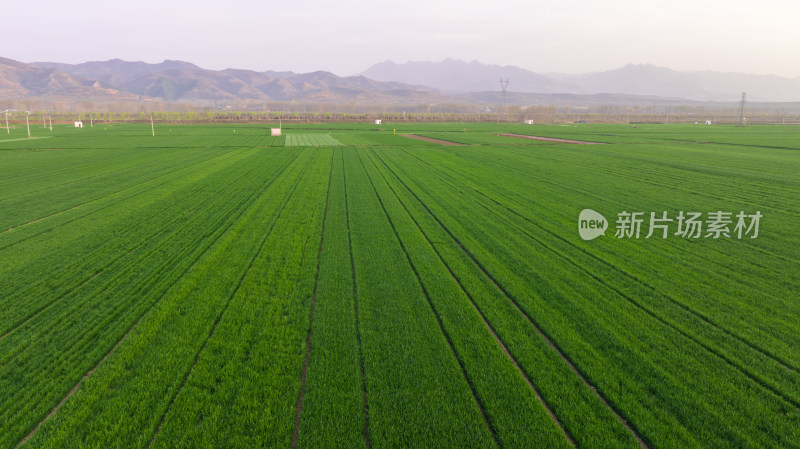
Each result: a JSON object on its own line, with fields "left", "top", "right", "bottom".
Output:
{"left": 1, "top": 122, "right": 798, "bottom": 448}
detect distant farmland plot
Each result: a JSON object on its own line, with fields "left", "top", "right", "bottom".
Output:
{"left": 285, "top": 133, "right": 343, "bottom": 146}
{"left": 0, "top": 123, "right": 798, "bottom": 448}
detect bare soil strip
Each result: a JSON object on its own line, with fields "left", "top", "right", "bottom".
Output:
{"left": 402, "top": 134, "right": 466, "bottom": 146}
{"left": 291, "top": 151, "right": 335, "bottom": 449}
{"left": 498, "top": 133, "right": 603, "bottom": 144}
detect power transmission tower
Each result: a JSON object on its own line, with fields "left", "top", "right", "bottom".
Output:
{"left": 737, "top": 92, "right": 746, "bottom": 126}
{"left": 499, "top": 78, "right": 509, "bottom": 123}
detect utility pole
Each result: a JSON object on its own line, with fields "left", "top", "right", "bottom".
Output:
{"left": 499, "top": 78, "right": 509, "bottom": 123}
{"left": 737, "top": 92, "right": 746, "bottom": 126}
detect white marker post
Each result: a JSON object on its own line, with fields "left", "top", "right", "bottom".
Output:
{"left": 26, "top": 114, "right": 30, "bottom": 138}
{"left": 49, "top": 116, "right": 53, "bottom": 132}
{"left": 151, "top": 115, "right": 155, "bottom": 137}
{"left": 90, "top": 114, "right": 93, "bottom": 127}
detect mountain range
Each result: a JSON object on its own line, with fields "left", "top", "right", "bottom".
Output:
{"left": 2, "top": 56, "right": 800, "bottom": 105}
{"left": 361, "top": 59, "right": 800, "bottom": 102}
{"left": 1, "top": 57, "right": 444, "bottom": 104}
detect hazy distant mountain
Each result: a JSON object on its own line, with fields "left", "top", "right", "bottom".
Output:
{"left": 553, "top": 64, "right": 800, "bottom": 102}
{"left": 0, "top": 57, "right": 134, "bottom": 99}
{"left": 33, "top": 59, "right": 199, "bottom": 86}
{"left": 29, "top": 59, "right": 441, "bottom": 103}
{"left": 362, "top": 59, "right": 800, "bottom": 102}
{"left": 7, "top": 56, "right": 800, "bottom": 105}
{"left": 361, "top": 58, "right": 575, "bottom": 93}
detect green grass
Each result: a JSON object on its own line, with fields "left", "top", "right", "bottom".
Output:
{"left": 0, "top": 123, "right": 797, "bottom": 448}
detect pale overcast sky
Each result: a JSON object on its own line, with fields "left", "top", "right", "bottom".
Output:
{"left": 4, "top": 0, "right": 799, "bottom": 77}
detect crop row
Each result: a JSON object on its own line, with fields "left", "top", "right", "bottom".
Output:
{"left": 372, "top": 144, "right": 799, "bottom": 448}
{"left": 3, "top": 125, "right": 796, "bottom": 448}
{"left": 2, "top": 149, "right": 303, "bottom": 447}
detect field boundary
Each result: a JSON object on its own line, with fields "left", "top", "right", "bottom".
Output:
{"left": 497, "top": 133, "right": 603, "bottom": 144}
{"left": 402, "top": 134, "right": 466, "bottom": 146}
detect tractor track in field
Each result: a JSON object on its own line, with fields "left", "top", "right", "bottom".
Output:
{"left": 343, "top": 150, "right": 372, "bottom": 449}
{"left": 147, "top": 152, "right": 313, "bottom": 447}
{"left": 292, "top": 149, "right": 335, "bottom": 449}
{"left": 355, "top": 149, "right": 501, "bottom": 448}
{"left": 365, "top": 149, "right": 577, "bottom": 448}
{"left": 370, "top": 148, "right": 652, "bottom": 449}
{"left": 399, "top": 147, "right": 800, "bottom": 376}
{"left": 14, "top": 152, "right": 302, "bottom": 449}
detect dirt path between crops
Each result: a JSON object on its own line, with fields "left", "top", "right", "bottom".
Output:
{"left": 402, "top": 134, "right": 466, "bottom": 146}
{"left": 498, "top": 133, "right": 604, "bottom": 144}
